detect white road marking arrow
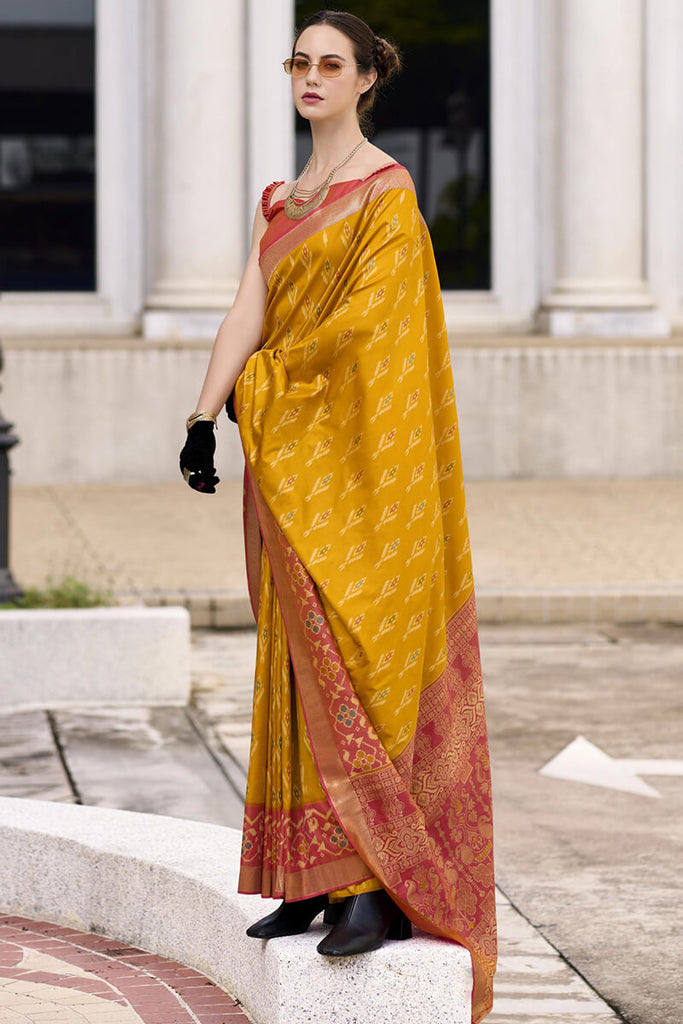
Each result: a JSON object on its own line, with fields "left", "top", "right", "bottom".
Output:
{"left": 539, "top": 735, "right": 683, "bottom": 798}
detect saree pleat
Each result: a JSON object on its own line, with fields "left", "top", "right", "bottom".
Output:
{"left": 236, "top": 166, "right": 496, "bottom": 1023}
{"left": 241, "top": 535, "right": 378, "bottom": 899}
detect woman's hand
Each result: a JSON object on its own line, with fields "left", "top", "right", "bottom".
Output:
{"left": 179, "top": 421, "right": 220, "bottom": 493}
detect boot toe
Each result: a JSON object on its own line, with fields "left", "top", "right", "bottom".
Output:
{"left": 316, "top": 930, "right": 383, "bottom": 956}
{"left": 315, "top": 891, "right": 412, "bottom": 956}
{"left": 246, "top": 894, "right": 329, "bottom": 939}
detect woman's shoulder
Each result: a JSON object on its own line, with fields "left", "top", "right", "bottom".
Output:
{"left": 351, "top": 147, "right": 416, "bottom": 197}
{"left": 362, "top": 162, "right": 415, "bottom": 191}
{"left": 339, "top": 145, "right": 411, "bottom": 185}
{"left": 267, "top": 146, "right": 411, "bottom": 189}
{"left": 267, "top": 180, "right": 293, "bottom": 205}
{"left": 260, "top": 180, "right": 287, "bottom": 221}
{"left": 259, "top": 149, "right": 415, "bottom": 219}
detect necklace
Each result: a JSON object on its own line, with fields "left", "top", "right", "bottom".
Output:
{"left": 284, "top": 137, "right": 367, "bottom": 220}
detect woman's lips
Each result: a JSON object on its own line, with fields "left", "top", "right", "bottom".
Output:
{"left": 302, "top": 93, "right": 322, "bottom": 103}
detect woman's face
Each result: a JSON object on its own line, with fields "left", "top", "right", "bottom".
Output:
{"left": 290, "top": 24, "right": 376, "bottom": 125}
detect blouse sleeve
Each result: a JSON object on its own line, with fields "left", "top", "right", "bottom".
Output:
{"left": 261, "top": 181, "right": 285, "bottom": 221}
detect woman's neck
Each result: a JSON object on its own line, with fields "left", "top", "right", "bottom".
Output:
{"left": 305, "top": 119, "right": 366, "bottom": 179}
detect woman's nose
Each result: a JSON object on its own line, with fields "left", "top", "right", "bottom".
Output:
{"left": 305, "top": 63, "right": 322, "bottom": 86}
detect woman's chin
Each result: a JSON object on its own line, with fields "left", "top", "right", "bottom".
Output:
{"left": 295, "top": 101, "right": 335, "bottom": 122}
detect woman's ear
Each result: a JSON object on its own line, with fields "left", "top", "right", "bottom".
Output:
{"left": 359, "top": 68, "right": 378, "bottom": 95}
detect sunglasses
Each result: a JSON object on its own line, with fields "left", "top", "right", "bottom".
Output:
{"left": 283, "top": 57, "right": 360, "bottom": 78}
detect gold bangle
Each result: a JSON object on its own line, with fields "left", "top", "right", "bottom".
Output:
{"left": 186, "top": 411, "right": 217, "bottom": 432}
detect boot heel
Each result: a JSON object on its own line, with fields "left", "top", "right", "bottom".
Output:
{"left": 323, "top": 901, "right": 345, "bottom": 925}
{"left": 387, "top": 911, "right": 412, "bottom": 940}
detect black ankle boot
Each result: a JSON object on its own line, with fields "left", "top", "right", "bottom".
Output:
{"left": 246, "top": 893, "right": 328, "bottom": 938}
{"left": 316, "top": 890, "right": 412, "bottom": 956}
{"left": 322, "top": 899, "right": 347, "bottom": 925}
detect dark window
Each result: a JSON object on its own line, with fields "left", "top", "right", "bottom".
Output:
{"left": 0, "top": 0, "right": 96, "bottom": 291}
{"left": 293, "top": 1, "right": 491, "bottom": 290}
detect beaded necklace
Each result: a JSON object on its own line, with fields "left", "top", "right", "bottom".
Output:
{"left": 284, "top": 137, "right": 367, "bottom": 220}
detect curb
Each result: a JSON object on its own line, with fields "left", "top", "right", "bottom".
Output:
{"left": 0, "top": 606, "right": 191, "bottom": 710}
{"left": 117, "top": 589, "right": 254, "bottom": 629}
{"left": 0, "top": 798, "right": 473, "bottom": 1024}
{"left": 476, "top": 584, "right": 683, "bottom": 625}
{"left": 117, "top": 584, "right": 683, "bottom": 628}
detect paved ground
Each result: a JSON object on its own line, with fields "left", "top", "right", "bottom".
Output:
{"left": 10, "top": 479, "right": 683, "bottom": 624}
{"left": 481, "top": 623, "right": 683, "bottom": 1024}
{"left": 4, "top": 477, "right": 683, "bottom": 1021}
{"left": 1, "top": 624, "right": 681, "bottom": 1023}
{"left": 0, "top": 915, "right": 250, "bottom": 1023}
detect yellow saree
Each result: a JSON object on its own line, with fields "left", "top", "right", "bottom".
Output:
{"left": 234, "top": 165, "right": 496, "bottom": 1023}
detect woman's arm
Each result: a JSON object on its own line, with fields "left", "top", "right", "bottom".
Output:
{"left": 192, "top": 201, "right": 269, "bottom": 418}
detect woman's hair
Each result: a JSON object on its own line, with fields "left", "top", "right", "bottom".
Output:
{"left": 293, "top": 10, "right": 402, "bottom": 132}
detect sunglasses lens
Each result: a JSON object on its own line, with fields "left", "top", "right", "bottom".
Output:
{"left": 283, "top": 58, "right": 345, "bottom": 77}
{"left": 320, "top": 60, "right": 343, "bottom": 77}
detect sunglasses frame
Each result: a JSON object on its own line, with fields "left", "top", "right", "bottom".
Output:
{"left": 283, "top": 57, "right": 361, "bottom": 78}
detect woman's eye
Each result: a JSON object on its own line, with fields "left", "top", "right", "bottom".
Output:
{"left": 293, "top": 59, "right": 310, "bottom": 72}
{"left": 321, "top": 60, "right": 343, "bottom": 74}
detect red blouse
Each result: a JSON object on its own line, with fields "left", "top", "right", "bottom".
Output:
{"left": 259, "top": 163, "right": 404, "bottom": 260}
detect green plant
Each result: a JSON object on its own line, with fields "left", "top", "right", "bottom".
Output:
{"left": 0, "top": 576, "right": 113, "bottom": 610}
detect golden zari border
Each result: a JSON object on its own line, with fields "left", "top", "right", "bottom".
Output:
{"left": 259, "top": 167, "right": 417, "bottom": 286}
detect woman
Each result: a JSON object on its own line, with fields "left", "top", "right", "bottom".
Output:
{"left": 180, "top": 10, "right": 496, "bottom": 1023}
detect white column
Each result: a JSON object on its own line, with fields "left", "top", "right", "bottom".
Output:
{"left": 644, "top": 0, "right": 683, "bottom": 333}
{"left": 539, "top": 0, "right": 668, "bottom": 337}
{"left": 143, "top": 0, "right": 246, "bottom": 340}
{"left": 245, "top": 0, "right": 295, "bottom": 241}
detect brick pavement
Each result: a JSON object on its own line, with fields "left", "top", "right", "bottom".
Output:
{"left": 0, "top": 916, "right": 250, "bottom": 1024}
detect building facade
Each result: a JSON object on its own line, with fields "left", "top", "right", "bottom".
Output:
{"left": 3, "top": 0, "right": 683, "bottom": 482}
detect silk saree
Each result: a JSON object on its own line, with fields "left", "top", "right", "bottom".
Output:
{"left": 233, "top": 164, "right": 496, "bottom": 1023}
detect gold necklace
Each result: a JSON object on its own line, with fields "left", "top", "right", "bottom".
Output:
{"left": 284, "top": 137, "right": 367, "bottom": 220}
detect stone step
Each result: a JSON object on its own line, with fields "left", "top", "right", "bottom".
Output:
{"left": 0, "top": 607, "right": 190, "bottom": 710}
{"left": 121, "top": 582, "right": 683, "bottom": 628}
{"left": 0, "top": 798, "right": 475, "bottom": 1024}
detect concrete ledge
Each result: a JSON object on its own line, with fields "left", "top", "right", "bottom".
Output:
{"left": 0, "top": 797, "right": 473, "bottom": 1024}
{"left": 6, "top": 341, "right": 683, "bottom": 482}
{"left": 0, "top": 607, "right": 190, "bottom": 710}
{"left": 118, "top": 589, "right": 255, "bottom": 629}
{"left": 476, "top": 584, "right": 683, "bottom": 625}
{"left": 128, "top": 584, "right": 683, "bottom": 628}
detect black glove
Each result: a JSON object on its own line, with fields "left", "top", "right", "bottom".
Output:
{"left": 179, "top": 420, "right": 220, "bottom": 493}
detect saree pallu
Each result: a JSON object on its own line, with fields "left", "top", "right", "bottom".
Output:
{"left": 234, "top": 166, "right": 496, "bottom": 1023}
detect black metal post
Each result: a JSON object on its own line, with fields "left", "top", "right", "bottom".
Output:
{"left": 0, "top": 343, "right": 22, "bottom": 602}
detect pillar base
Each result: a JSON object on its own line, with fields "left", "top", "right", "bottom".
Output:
{"left": 537, "top": 308, "right": 670, "bottom": 338}
{"left": 142, "top": 309, "right": 225, "bottom": 342}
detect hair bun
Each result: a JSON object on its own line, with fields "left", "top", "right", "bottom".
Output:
{"left": 374, "top": 36, "right": 402, "bottom": 81}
